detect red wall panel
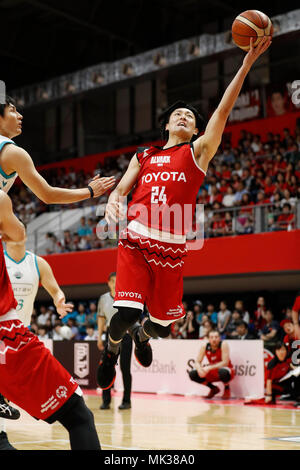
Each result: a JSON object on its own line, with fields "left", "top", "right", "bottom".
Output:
{"left": 44, "top": 230, "right": 300, "bottom": 286}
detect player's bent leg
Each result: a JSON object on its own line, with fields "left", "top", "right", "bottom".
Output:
{"left": 218, "top": 368, "right": 233, "bottom": 399}
{"left": 97, "top": 307, "right": 141, "bottom": 389}
{"left": 188, "top": 369, "right": 205, "bottom": 384}
{"left": 47, "top": 393, "right": 101, "bottom": 450}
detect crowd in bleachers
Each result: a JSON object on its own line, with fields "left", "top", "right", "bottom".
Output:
{"left": 31, "top": 294, "right": 295, "bottom": 355}
{"left": 10, "top": 125, "right": 300, "bottom": 252}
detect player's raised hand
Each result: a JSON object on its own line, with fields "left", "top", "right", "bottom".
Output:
{"left": 55, "top": 297, "right": 74, "bottom": 318}
{"left": 243, "top": 36, "right": 272, "bottom": 70}
{"left": 88, "top": 175, "right": 116, "bottom": 198}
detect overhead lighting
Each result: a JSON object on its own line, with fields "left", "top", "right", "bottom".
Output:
{"left": 153, "top": 53, "right": 167, "bottom": 67}
{"left": 188, "top": 42, "right": 200, "bottom": 57}
{"left": 92, "top": 72, "right": 105, "bottom": 85}
{"left": 64, "top": 81, "right": 76, "bottom": 93}
{"left": 122, "top": 63, "right": 134, "bottom": 76}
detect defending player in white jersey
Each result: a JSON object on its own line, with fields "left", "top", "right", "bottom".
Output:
{"left": 0, "top": 97, "right": 115, "bottom": 199}
{"left": 0, "top": 235, "right": 73, "bottom": 450}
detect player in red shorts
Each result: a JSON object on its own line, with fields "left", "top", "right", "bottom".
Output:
{"left": 0, "top": 191, "right": 100, "bottom": 450}
{"left": 97, "top": 37, "right": 271, "bottom": 390}
{"left": 188, "top": 330, "right": 235, "bottom": 399}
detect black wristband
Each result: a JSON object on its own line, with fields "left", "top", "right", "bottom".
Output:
{"left": 87, "top": 185, "right": 94, "bottom": 198}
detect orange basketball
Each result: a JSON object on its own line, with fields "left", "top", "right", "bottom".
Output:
{"left": 232, "top": 10, "right": 273, "bottom": 51}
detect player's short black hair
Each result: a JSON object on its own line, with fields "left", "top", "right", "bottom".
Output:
{"left": 0, "top": 95, "right": 16, "bottom": 117}
{"left": 108, "top": 272, "right": 116, "bottom": 280}
{"left": 158, "top": 100, "right": 205, "bottom": 142}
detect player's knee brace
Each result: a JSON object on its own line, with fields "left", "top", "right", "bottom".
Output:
{"left": 109, "top": 307, "right": 142, "bottom": 341}
{"left": 143, "top": 319, "right": 171, "bottom": 339}
{"left": 189, "top": 369, "right": 205, "bottom": 383}
{"left": 218, "top": 368, "right": 231, "bottom": 383}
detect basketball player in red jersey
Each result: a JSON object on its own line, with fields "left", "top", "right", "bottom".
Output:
{"left": 97, "top": 37, "right": 271, "bottom": 390}
{"left": 188, "top": 330, "right": 235, "bottom": 398}
{"left": 0, "top": 192, "right": 101, "bottom": 450}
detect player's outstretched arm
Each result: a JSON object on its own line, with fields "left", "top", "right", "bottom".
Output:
{"left": 193, "top": 36, "right": 271, "bottom": 172}
{"left": 37, "top": 256, "right": 73, "bottom": 318}
{"left": 0, "top": 191, "right": 26, "bottom": 243}
{"left": 1, "top": 145, "right": 116, "bottom": 204}
{"left": 105, "top": 154, "right": 140, "bottom": 223}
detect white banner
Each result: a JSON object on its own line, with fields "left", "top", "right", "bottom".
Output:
{"left": 115, "top": 339, "right": 264, "bottom": 398}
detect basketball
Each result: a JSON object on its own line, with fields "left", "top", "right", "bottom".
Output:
{"left": 232, "top": 10, "right": 273, "bottom": 51}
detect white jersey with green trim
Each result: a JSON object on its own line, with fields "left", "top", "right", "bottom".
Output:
{"left": 4, "top": 250, "right": 40, "bottom": 326}
{"left": 0, "top": 135, "right": 18, "bottom": 192}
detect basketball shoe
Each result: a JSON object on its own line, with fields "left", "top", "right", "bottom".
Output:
{"left": 205, "top": 385, "right": 220, "bottom": 399}
{"left": 97, "top": 346, "right": 119, "bottom": 390}
{"left": 130, "top": 326, "right": 153, "bottom": 367}
{"left": 222, "top": 385, "right": 231, "bottom": 399}
{"left": 0, "top": 394, "right": 20, "bottom": 420}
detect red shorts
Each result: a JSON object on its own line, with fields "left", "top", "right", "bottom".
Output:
{"left": 0, "top": 315, "right": 78, "bottom": 420}
{"left": 114, "top": 227, "right": 187, "bottom": 325}
{"left": 205, "top": 367, "right": 235, "bottom": 383}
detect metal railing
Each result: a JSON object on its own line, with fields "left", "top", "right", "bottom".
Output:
{"left": 27, "top": 201, "right": 300, "bottom": 255}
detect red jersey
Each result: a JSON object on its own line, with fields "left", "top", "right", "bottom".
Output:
{"left": 0, "top": 241, "right": 17, "bottom": 316}
{"left": 266, "top": 357, "right": 291, "bottom": 383}
{"left": 127, "top": 143, "right": 205, "bottom": 236}
{"left": 205, "top": 341, "right": 233, "bottom": 369}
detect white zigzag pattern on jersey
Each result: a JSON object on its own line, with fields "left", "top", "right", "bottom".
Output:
{"left": 0, "top": 322, "right": 23, "bottom": 332}
{"left": 125, "top": 231, "right": 187, "bottom": 254}
{"left": 119, "top": 241, "right": 184, "bottom": 269}
{"left": 0, "top": 338, "right": 32, "bottom": 356}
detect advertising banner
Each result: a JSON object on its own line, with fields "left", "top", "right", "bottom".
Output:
{"left": 115, "top": 339, "right": 264, "bottom": 398}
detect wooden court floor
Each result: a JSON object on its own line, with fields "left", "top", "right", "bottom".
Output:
{"left": 5, "top": 391, "right": 300, "bottom": 450}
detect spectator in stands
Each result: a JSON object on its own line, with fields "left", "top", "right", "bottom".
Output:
{"left": 86, "top": 301, "right": 98, "bottom": 328}
{"left": 52, "top": 321, "right": 65, "bottom": 341}
{"left": 205, "top": 303, "right": 218, "bottom": 325}
{"left": 259, "top": 309, "right": 280, "bottom": 352}
{"left": 184, "top": 310, "right": 199, "bottom": 339}
{"left": 66, "top": 318, "right": 80, "bottom": 340}
{"left": 38, "top": 306, "right": 50, "bottom": 325}
{"left": 233, "top": 181, "right": 248, "bottom": 205}
{"left": 222, "top": 186, "right": 235, "bottom": 208}
{"left": 232, "top": 320, "right": 257, "bottom": 340}
{"left": 217, "top": 301, "right": 231, "bottom": 337}
{"left": 199, "top": 319, "right": 215, "bottom": 340}
{"left": 225, "top": 310, "right": 242, "bottom": 339}
{"left": 76, "top": 303, "right": 87, "bottom": 332}
{"left": 276, "top": 203, "right": 295, "bottom": 231}
{"left": 37, "top": 325, "right": 49, "bottom": 343}
{"left": 84, "top": 326, "right": 99, "bottom": 341}
{"left": 193, "top": 300, "right": 203, "bottom": 325}
{"left": 44, "top": 232, "right": 58, "bottom": 255}
{"left": 77, "top": 216, "right": 92, "bottom": 237}
{"left": 234, "top": 300, "right": 250, "bottom": 324}
{"left": 265, "top": 342, "right": 300, "bottom": 404}
{"left": 280, "top": 189, "right": 297, "bottom": 208}
{"left": 61, "top": 230, "right": 73, "bottom": 252}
